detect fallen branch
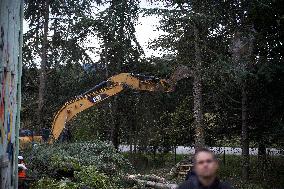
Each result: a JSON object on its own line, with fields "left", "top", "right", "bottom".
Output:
{"left": 128, "top": 174, "right": 166, "bottom": 183}
{"left": 124, "top": 174, "right": 178, "bottom": 189}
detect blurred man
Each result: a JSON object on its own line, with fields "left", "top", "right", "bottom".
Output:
{"left": 178, "top": 148, "right": 233, "bottom": 189}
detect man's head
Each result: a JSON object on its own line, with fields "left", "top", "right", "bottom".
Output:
{"left": 193, "top": 148, "right": 219, "bottom": 178}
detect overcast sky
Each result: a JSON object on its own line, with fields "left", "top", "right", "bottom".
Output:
{"left": 23, "top": 1, "right": 166, "bottom": 63}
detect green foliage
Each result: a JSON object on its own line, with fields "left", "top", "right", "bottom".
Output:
{"left": 97, "top": 0, "right": 142, "bottom": 73}
{"left": 127, "top": 152, "right": 284, "bottom": 189}
{"left": 219, "top": 155, "right": 284, "bottom": 188}
{"left": 31, "top": 167, "right": 118, "bottom": 189}
{"left": 32, "top": 178, "right": 78, "bottom": 189}
{"left": 69, "top": 108, "right": 106, "bottom": 141}
{"left": 23, "top": 141, "right": 132, "bottom": 188}
{"left": 74, "top": 166, "right": 115, "bottom": 189}
{"left": 22, "top": 0, "right": 104, "bottom": 130}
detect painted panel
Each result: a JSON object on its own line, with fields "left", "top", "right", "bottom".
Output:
{"left": 0, "top": 0, "right": 23, "bottom": 188}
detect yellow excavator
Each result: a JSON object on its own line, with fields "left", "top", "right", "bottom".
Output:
{"left": 19, "top": 65, "right": 190, "bottom": 148}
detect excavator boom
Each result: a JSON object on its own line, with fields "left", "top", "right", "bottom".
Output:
{"left": 50, "top": 66, "right": 190, "bottom": 142}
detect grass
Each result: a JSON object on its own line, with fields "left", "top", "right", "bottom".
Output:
{"left": 123, "top": 152, "right": 284, "bottom": 189}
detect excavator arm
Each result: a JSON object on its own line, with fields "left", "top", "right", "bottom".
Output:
{"left": 51, "top": 84, "right": 124, "bottom": 140}
{"left": 51, "top": 66, "right": 190, "bottom": 142}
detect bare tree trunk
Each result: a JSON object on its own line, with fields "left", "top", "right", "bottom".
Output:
{"left": 111, "top": 121, "right": 119, "bottom": 150}
{"left": 258, "top": 135, "right": 266, "bottom": 178}
{"left": 193, "top": 25, "right": 205, "bottom": 149}
{"left": 129, "top": 107, "right": 136, "bottom": 154}
{"left": 258, "top": 141, "right": 266, "bottom": 160}
{"left": 130, "top": 141, "right": 133, "bottom": 154}
{"left": 104, "top": 41, "right": 120, "bottom": 150}
{"left": 230, "top": 26, "right": 255, "bottom": 181}
{"left": 110, "top": 97, "right": 119, "bottom": 150}
{"left": 38, "top": 0, "right": 49, "bottom": 129}
{"left": 241, "top": 83, "right": 249, "bottom": 180}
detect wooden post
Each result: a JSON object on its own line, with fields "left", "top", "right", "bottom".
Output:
{"left": 0, "top": 0, "right": 23, "bottom": 188}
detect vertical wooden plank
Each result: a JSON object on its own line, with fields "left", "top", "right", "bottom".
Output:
{"left": 9, "top": 0, "right": 16, "bottom": 145}
{"left": 3, "top": 0, "right": 11, "bottom": 161}
{"left": 0, "top": 0, "right": 3, "bottom": 156}
{"left": 0, "top": 0, "right": 4, "bottom": 73}
{"left": 0, "top": 0, "right": 3, "bottom": 75}
{"left": 1, "top": 0, "right": 10, "bottom": 187}
{"left": 0, "top": 0, "right": 8, "bottom": 158}
{"left": 13, "top": 1, "right": 23, "bottom": 188}
{"left": 0, "top": 0, "right": 23, "bottom": 188}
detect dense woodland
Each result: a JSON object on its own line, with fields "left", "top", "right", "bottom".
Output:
{"left": 21, "top": 0, "right": 283, "bottom": 188}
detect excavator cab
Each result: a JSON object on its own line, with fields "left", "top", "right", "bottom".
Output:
{"left": 19, "top": 129, "right": 43, "bottom": 149}
{"left": 19, "top": 129, "right": 34, "bottom": 137}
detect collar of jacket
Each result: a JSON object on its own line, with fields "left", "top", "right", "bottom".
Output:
{"left": 197, "top": 177, "right": 220, "bottom": 189}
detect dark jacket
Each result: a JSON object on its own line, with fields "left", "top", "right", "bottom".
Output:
{"left": 185, "top": 170, "right": 197, "bottom": 181}
{"left": 178, "top": 175, "right": 233, "bottom": 189}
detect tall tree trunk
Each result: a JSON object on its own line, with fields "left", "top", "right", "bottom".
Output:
{"left": 241, "top": 83, "right": 249, "bottom": 180}
{"left": 110, "top": 97, "right": 119, "bottom": 150}
{"left": 38, "top": 0, "right": 49, "bottom": 129}
{"left": 258, "top": 135, "right": 266, "bottom": 178}
{"left": 111, "top": 121, "right": 120, "bottom": 150}
{"left": 193, "top": 25, "right": 205, "bottom": 149}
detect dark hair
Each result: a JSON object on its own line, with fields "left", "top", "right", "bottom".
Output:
{"left": 193, "top": 148, "right": 217, "bottom": 164}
